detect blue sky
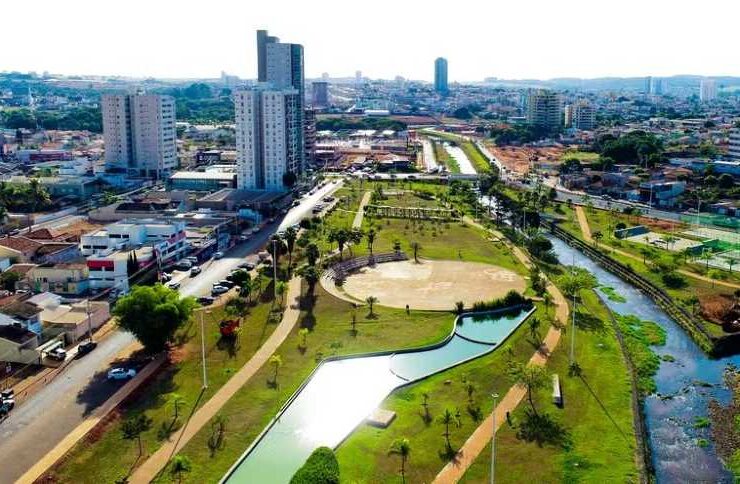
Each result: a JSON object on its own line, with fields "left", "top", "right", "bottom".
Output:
{"left": 3, "top": 0, "right": 737, "bottom": 81}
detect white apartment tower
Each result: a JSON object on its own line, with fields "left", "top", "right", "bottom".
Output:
{"left": 571, "top": 100, "right": 596, "bottom": 130}
{"left": 729, "top": 128, "right": 740, "bottom": 160}
{"left": 700, "top": 79, "right": 718, "bottom": 102}
{"left": 235, "top": 88, "right": 301, "bottom": 191}
{"left": 526, "top": 90, "right": 562, "bottom": 131}
{"left": 102, "top": 93, "right": 177, "bottom": 179}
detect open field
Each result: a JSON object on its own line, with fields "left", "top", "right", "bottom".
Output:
{"left": 341, "top": 259, "right": 525, "bottom": 310}
{"left": 460, "top": 290, "right": 638, "bottom": 483}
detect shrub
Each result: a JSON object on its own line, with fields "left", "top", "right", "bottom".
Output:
{"left": 471, "top": 290, "right": 532, "bottom": 313}
{"left": 662, "top": 271, "right": 687, "bottom": 289}
{"left": 290, "top": 446, "right": 340, "bottom": 484}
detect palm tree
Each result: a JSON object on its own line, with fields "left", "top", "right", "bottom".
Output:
{"left": 528, "top": 316, "right": 541, "bottom": 342}
{"left": 169, "top": 393, "right": 186, "bottom": 422}
{"left": 302, "top": 266, "right": 319, "bottom": 295}
{"left": 592, "top": 231, "right": 603, "bottom": 246}
{"left": 328, "top": 228, "right": 349, "bottom": 260}
{"left": 284, "top": 227, "right": 298, "bottom": 275}
{"left": 121, "top": 414, "right": 152, "bottom": 460}
{"left": 269, "top": 354, "right": 282, "bottom": 386}
{"left": 724, "top": 257, "right": 737, "bottom": 273}
{"left": 664, "top": 235, "right": 679, "bottom": 251}
{"left": 275, "top": 281, "right": 287, "bottom": 305}
{"left": 170, "top": 454, "right": 192, "bottom": 484}
{"left": 465, "top": 382, "right": 476, "bottom": 405}
{"left": 225, "top": 297, "right": 249, "bottom": 322}
{"left": 509, "top": 363, "right": 549, "bottom": 416}
{"left": 542, "top": 292, "right": 553, "bottom": 316}
{"left": 366, "top": 228, "right": 377, "bottom": 256}
{"left": 366, "top": 296, "right": 378, "bottom": 317}
{"left": 410, "top": 241, "right": 421, "bottom": 263}
{"left": 700, "top": 249, "right": 713, "bottom": 270}
{"left": 305, "top": 242, "right": 320, "bottom": 267}
{"left": 685, "top": 295, "right": 700, "bottom": 316}
{"left": 437, "top": 408, "right": 461, "bottom": 452}
{"left": 388, "top": 438, "right": 411, "bottom": 483}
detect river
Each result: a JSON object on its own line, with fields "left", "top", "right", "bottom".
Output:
{"left": 550, "top": 236, "right": 735, "bottom": 482}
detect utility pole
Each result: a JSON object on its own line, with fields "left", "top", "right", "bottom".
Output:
{"left": 86, "top": 299, "right": 93, "bottom": 342}
{"left": 200, "top": 309, "right": 210, "bottom": 389}
{"left": 272, "top": 239, "right": 278, "bottom": 301}
{"left": 569, "top": 256, "right": 576, "bottom": 365}
{"left": 490, "top": 393, "right": 499, "bottom": 484}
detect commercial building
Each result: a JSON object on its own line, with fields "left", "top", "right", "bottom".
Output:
{"left": 234, "top": 87, "right": 302, "bottom": 190}
{"left": 526, "top": 90, "right": 562, "bottom": 131}
{"left": 700, "top": 79, "right": 717, "bottom": 102}
{"left": 730, "top": 129, "right": 740, "bottom": 160}
{"left": 102, "top": 93, "right": 177, "bottom": 179}
{"left": 312, "top": 81, "right": 329, "bottom": 107}
{"left": 80, "top": 220, "right": 187, "bottom": 260}
{"left": 434, "top": 57, "right": 448, "bottom": 94}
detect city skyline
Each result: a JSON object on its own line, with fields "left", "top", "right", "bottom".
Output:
{"left": 3, "top": 0, "right": 740, "bottom": 81}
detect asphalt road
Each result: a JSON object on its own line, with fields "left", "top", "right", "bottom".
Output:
{"left": 0, "top": 187, "right": 336, "bottom": 483}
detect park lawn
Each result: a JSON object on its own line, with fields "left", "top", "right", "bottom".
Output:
{"left": 51, "top": 295, "right": 280, "bottom": 484}
{"left": 152, "top": 284, "right": 454, "bottom": 483}
{"left": 336, "top": 304, "right": 549, "bottom": 483}
{"left": 359, "top": 217, "right": 527, "bottom": 275}
{"left": 460, "top": 289, "right": 638, "bottom": 484}
{"left": 375, "top": 189, "right": 441, "bottom": 209}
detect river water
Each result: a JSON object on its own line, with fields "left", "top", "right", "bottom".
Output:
{"left": 550, "top": 236, "right": 735, "bottom": 482}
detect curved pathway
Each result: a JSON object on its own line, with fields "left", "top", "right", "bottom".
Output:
{"left": 129, "top": 277, "right": 303, "bottom": 483}
{"left": 353, "top": 190, "right": 372, "bottom": 229}
{"left": 432, "top": 219, "right": 567, "bottom": 483}
{"left": 575, "top": 206, "right": 740, "bottom": 290}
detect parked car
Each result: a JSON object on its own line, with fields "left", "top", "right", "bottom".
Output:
{"left": 211, "top": 285, "right": 229, "bottom": 296}
{"left": 213, "top": 251, "right": 224, "bottom": 260}
{"left": 197, "top": 296, "right": 215, "bottom": 305}
{"left": 217, "top": 279, "right": 235, "bottom": 289}
{"left": 1, "top": 390, "right": 14, "bottom": 411}
{"left": 47, "top": 347, "right": 67, "bottom": 361}
{"left": 166, "top": 281, "right": 181, "bottom": 290}
{"left": 185, "top": 256, "right": 199, "bottom": 264}
{"left": 76, "top": 341, "right": 97, "bottom": 358}
{"left": 174, "top": 260, "right": 192, "bottom": 271}
{"left": 190, "top": 266, "right": 202, "bottom": 276}
{"left": 238, "top": 235, "right": 250, "bottom": 242}
{"left": 107, "top": 368, "right": 136, "bottom": 381}
{"left": 238, "top": 262, "right": 256, "bottom": 270}
{"left": 160, "top": 272, "right": 172, "bottom": 282}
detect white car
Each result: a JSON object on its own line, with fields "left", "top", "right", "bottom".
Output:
{"left": 213, "top": 251, "right": 224, "bottom": 260}
{"left": 211, "top": 285, "right": 229, "bottom": 296}
{"left": 107, "top": 368, "right": 137, "bottom": 381}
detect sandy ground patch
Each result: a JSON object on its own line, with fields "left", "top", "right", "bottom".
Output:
{"left": 340, "top": 259, "right": 525, "bottom": 310}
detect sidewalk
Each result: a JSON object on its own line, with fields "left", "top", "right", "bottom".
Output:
{"left": 432, "top": 219, "right": 568, "bottom": 483}
{"left": 574, "top": 206, "right": 740, "bottom": 290}
{"left": 352, "top": 190, "right": 372, "bottom": 229}
{"left": 129, "top": 276, "right": 303, "bottom": 483}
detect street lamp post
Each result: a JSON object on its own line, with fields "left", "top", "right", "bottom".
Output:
{"left": 200, "top": 309, "right": 210, "bottom": 389}
{"left": 490, "top": 393, "right": 499, "bottom": 484}
{"left": 272, "top": 239, "right": 278, "bottom": 301}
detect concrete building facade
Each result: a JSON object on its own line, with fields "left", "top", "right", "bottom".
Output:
{"left": 700, "top": 79, "right": 717, "bottom": 102}
{"left": 729, "top": 128, "right": 740, "bottom": 160}
{"left": 102, "top": 93, "right": 177, "bottom": 179}
{"left": 312, "top": 81, "right": 329, "bottom": 107}
{"left": 526, "top": 89, "right": 562, "bottom": 131}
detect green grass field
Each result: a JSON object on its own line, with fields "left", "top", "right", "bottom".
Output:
{"left": 460, "top": 290, "right": 638, "bottom": 483}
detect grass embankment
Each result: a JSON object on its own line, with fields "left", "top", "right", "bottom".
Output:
{"left": 51, "top": 296, "right": 281, "bottom": 484}
{"left": 460, "top": 289, "right": 639, "bottom": 483}
{"left": 336, "top": 304, "right": 547, "bottom": 483}
{"left": 424, "top": 130, "right": 492, "bottom": 174}
{"left": 429, "top": 138, "right": 460, "bottom": 173}
{"left": 152, "top": 285, "right": 452, "bottom": 483}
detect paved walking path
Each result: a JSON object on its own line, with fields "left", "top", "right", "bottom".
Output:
{"left": 431, "top": 219, "right": 567, "bottom": 483}
{"left": 574, "top": 206, "right": 740, "bottom": 290}
{"left": 17, "top": 343, "right": 162, "bottom": 484}
{"left": 129, "top": 277, "right": 303, "bottom": 483}
{"left": 352, "top": 190, "right": 372, "bottom": 229}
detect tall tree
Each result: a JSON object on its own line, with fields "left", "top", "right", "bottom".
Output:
{"left": 284, "top": 227, "right": 298, "bottom": 274}
{"left": 121, "top": 414, "right": 152, "bottom": 460}
{"left": 388, "top": 438, "right": 411, "bottom": 483}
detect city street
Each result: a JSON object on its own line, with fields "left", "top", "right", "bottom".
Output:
{"left": 0, "top": 187, "right": 336, "bottom": 483}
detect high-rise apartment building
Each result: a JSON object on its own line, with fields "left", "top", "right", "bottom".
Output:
{"left": 729, "top": 128, "right": 740, "bottom": 160}
{"left": 312, "top": 81, "right": 329, "bottom": 107}
{"left": 526, "top": 89, "right": 562, "bottom": 131}
{"left": 256, "top": 30, "right": 279, "bottom": 82}
{"left": 102, "top": 93, "right": 177, "bottom": 179}
{"left": 235, "top": 87, "right": 302, "bottom": 191}
{"left": 700, "top": 79, "right": 717, "bottom": 102}
{"left": 650, "top": 78, "right": 665, "bottom": 95}
{"left": 304, "top": 107, "right": 317, "bottom": 165}
{"left": 571, "top": 100, "right": 596, "bottom": 130}
{"left": 434, "top": 57, "right": 448, "bottom": 94}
